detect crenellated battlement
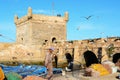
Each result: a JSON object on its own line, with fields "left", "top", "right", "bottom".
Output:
{"left": 14, "top": 7, "right": 69, "bottom": 25}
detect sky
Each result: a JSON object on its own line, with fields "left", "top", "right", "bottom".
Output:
{"left": 0, "top": 0, "right": 120, "bottom": 42}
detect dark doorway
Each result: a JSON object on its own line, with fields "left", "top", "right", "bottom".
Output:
{"left": 65, "top": 53, "right": 73, "bottom": 71}
{"left": 83, "top": 50, "right": 99, "bottom": 67}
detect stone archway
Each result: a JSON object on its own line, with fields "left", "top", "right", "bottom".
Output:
{"left": 106, "top": 44, "right": 114, "bottom": 58}
{"left": 83, "top": 50, "right": 99, "bottom": 67}
{"left": 65, "top": 52, "right": 73, "bottom": 63}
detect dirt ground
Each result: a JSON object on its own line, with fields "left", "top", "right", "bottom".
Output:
{"left": 22, "top": 70, "right": 119, "bottom": 80}
{"left": 51, "top": 70, "right": 119, "bottom": 80}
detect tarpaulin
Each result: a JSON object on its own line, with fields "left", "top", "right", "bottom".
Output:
{"left": 0, "top": 64, "right": 62, "bottom": 78}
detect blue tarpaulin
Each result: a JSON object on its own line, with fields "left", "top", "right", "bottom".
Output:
{"left": 0, "top": 64, "right": 62, "bottom": 78}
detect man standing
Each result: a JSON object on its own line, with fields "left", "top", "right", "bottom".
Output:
{"left": 45, "top": 47, "right": 54, "bottom": 79}
{"left": 53, "top": 54, "right": 58, "bottom": 68}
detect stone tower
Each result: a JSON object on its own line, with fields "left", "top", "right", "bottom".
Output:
{"left": 14, "top": 7, "right": 69, "bottom": 45}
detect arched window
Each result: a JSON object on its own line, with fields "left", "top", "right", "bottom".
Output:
{"left": 52, "top": 37, "right": 56, "bottom": 43}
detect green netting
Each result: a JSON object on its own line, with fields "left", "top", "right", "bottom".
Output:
{"left": 6, "top": 72, "right": 22, "bottom": 80}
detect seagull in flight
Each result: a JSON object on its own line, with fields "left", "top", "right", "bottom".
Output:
{"left": 81, "top": 15, "right": 93, "bottom": 20}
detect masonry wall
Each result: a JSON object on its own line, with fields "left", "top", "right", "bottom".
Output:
{"left": 15, "top": 7, "right": 68, "bottom": 45}
{"left": 16, "top": 22, "right": 32, "bottom": 45}
{"left": 31, "top": 20, "right": 66, "bottom": 45}
{"left": 0, "top": 37, "right": 120, "bottom": 66}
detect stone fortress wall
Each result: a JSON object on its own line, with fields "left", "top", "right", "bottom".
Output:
{"left": 0, "top": 37, "right": 120, "bottom": 65}
{"left": 14, "top": 7, "right": 68, "bottom": 45}
{"left": 0, "top": 7, "right": 120, "bottom": 65}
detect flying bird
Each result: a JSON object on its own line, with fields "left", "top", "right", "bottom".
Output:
{"left": 81, "top": 15, "right": 93, "bottom": 20}
{"left": 84, "top": 15, "right": 93, "bottom": 20}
